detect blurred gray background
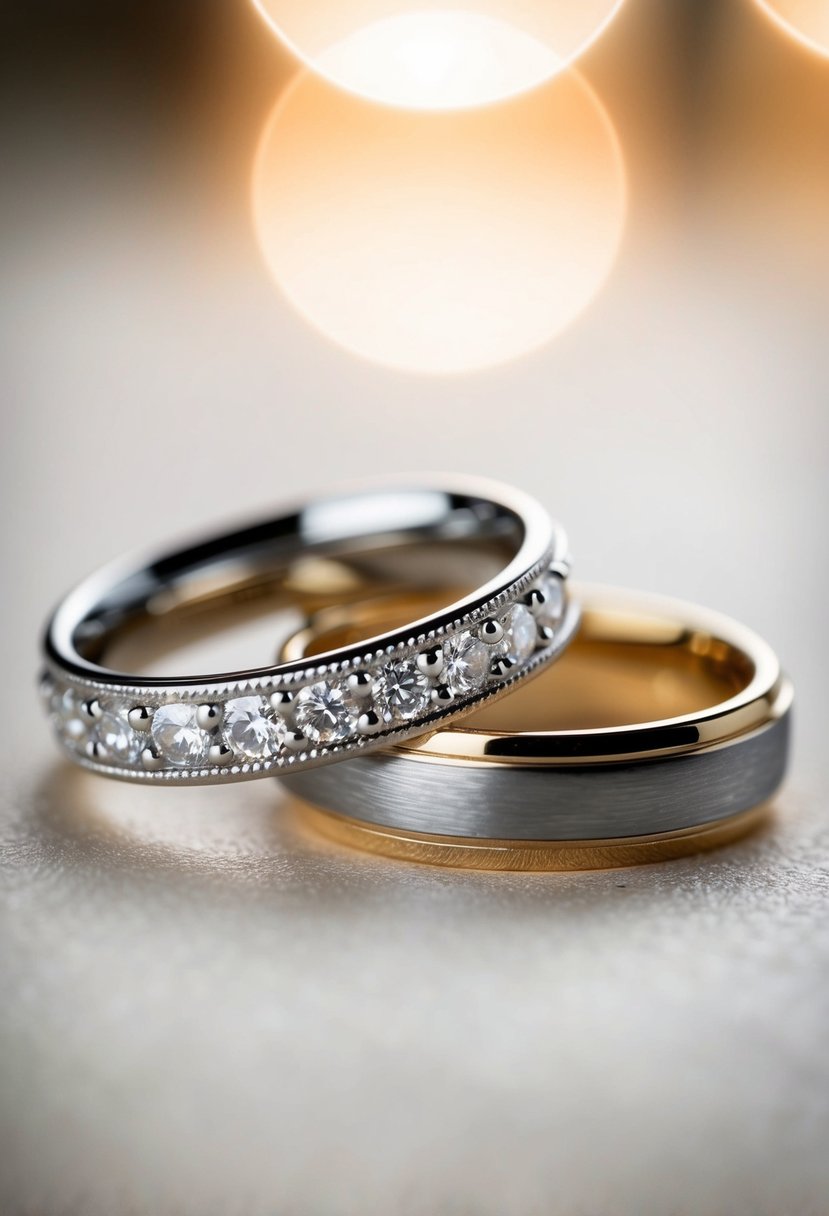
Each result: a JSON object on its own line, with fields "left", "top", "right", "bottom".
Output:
{"left": 2, "top": 1, "right": 828, "bottom": 1213}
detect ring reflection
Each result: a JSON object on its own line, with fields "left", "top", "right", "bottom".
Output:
{"left": 252, "top": 70, "right": 626, "bottom": 375}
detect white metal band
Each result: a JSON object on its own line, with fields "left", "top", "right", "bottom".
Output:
{"left": 40, "top": 476, "right": 576, "bottom": 785}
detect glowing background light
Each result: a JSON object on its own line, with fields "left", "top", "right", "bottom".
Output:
{"left": 252, "top": 70, "right": 626, "bottom": 375}
{"left": 754, "top": 0, "right": 829, "bottom": 57}
{"left": 251, "top": 2, "right": 626, "bottom": 109}
{"left": 316, "top": 13, "right": 560, "bottom": 111}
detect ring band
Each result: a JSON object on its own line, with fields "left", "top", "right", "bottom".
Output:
{"left": 40, "top": 477, "right": 576, "bottom": 785}
{"left": 295, "top": 806, "right": 771, "bottom": 871}
{"left": 277, "top": 585, "right": 791, "bottom": 866}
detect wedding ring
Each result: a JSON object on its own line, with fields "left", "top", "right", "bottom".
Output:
{"left": 278, "top": 585, "right": 792, "bottom": 868}
{"left": 40, "top": 477, "right": 577, "bottom": 785}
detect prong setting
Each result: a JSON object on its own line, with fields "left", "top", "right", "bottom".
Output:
{"left": 196, "top": 703, "right": 222, "bottom": 732}
{"left": 416, "top": 647, "right": 444, "bottom": 679}
{"left": 128, "top": 706, "right": 153, "bottom": 733}
{"left": 346, "top": 671, "right": 373, "bottom": 697}
{"left": 357, "top": 710, "right": 382, "bottom": 735}
{"left": 479, "top": 619, "right": 504, "bottom": 646}
{"left": 208, "top": 743, "right": 234, "bottom": 766}
{"left": 81, "top": 698, "right": 102, "bottom": 723}
{"left": 140, "top": 746, "right": 164, "bottom": 771}
{"left": 523, "top": 588, "right": 547, "bottom": 615}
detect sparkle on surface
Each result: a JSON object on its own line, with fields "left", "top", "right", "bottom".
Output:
{"left": 499, "top": 603, "right": 538, "bottom": 665}
{"left": 223, "top": 696, "right": 284, "bottom": 760}
{"left": 294, "top": 681, "right": 358, "bottom": 744}
{"left": 443, "top": 632, "right": 491, "bottom": 695}
{"left": 373, "top": 660, "right": 431, "bottom": 722}
{"left": 151, "top": 704, "right": 211, "bottom": 767}
{"left": 95, "top": 706, "right": 142, "bottom": 763}
{"left": 45, "top": 586, "right": 559, "bottom": 774}
{"left": 538, "top": 574, "right": 565, "bottom": 628}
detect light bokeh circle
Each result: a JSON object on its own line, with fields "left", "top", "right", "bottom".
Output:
{"left": 754, "top": 0, "right": 829, "bottom": 58}
{"left": 251, "top": 1, "right": 627, "bottom": 110}
{"left": 252, "top": 69, "right": 627, "bottom": 375}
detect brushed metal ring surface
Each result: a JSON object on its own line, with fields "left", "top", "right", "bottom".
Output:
{"left": 278, "top": 585, "right": 792, "bottom": 845}
{"left": 40, "top": 476, "right": 575, "bottom": 785}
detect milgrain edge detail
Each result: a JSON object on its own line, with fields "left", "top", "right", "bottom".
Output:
{"left": 42, "top": 567, "right": 579, "bottom": 785}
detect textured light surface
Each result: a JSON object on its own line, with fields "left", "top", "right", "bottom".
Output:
{"left": 4, "top": 212, "right": 827, "bottom": 1212}
{"left": 2, "top": 4, "right": 829, "bottom": 1210}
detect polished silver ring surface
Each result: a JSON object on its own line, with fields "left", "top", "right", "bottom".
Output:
{"left": 40, "top": 476, "right": 576, "bottom": 785}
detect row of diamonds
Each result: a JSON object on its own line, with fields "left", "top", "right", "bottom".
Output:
{"left": 42, "top": 571, "right": 566, "bottom": 775}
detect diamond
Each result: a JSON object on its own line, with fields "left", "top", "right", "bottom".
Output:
{"left": 51, "top": 686, "right": 87, "bottom": 745}
{"left": 498, "top": 603, "right": 538, "bottom": 665}
{"left": 94, "top": 704, "right": 142, "bottom": 763}
{"left": 537, "top": 573, "right": 565, "bottom": 629}
{"left": 151, "top": 703, "right": 211, "bottom": 766}
{"left": 294, "top": 681, "right": 359, "bottom": 745}
{"left": 223, "top": 695, "right": 284, "bottom": 760}
{"left": 373, "top": 660, "right": 430, "bottom": 722}
{"left": 443, "top": 632, "right": 490, "bottom": 695}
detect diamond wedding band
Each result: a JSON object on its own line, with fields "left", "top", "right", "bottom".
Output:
{"left": 40, "top": 477, "right": 577, "bottom": 785}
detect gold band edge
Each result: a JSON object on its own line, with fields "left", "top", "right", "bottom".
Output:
{"left": 295, "top": 803, "right": 771, "bottom": 871}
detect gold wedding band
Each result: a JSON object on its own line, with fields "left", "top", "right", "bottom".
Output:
{"left": 278, "top": 584, "right": 791, "bottom": 870}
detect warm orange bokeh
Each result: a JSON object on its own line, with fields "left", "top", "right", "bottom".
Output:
{"left": 754, "top": 0, "right": 829, "bottom": 58}
{"left": 252, "top": 69, "right": 626, "bottom": 374}
{"left": 250, "top": 0, "right": 626, "bottom": 109}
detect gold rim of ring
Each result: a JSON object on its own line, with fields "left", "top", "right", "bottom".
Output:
{"left": 296, "top": 803, "right": 770, "bottom": 871}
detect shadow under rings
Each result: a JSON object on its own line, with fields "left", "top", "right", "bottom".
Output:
{"left": 29, "top": 762, "right": 317, "bottom": 891}
{"left": 28, "top": 758, "right": 781, "bottom": 902}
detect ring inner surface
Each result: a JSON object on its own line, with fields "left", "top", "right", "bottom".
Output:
{"left": 286, "top": 595, "right": 754, "bottom": 730}
{"left": 102, "top": 545, "right": 510, "bottom": 678}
